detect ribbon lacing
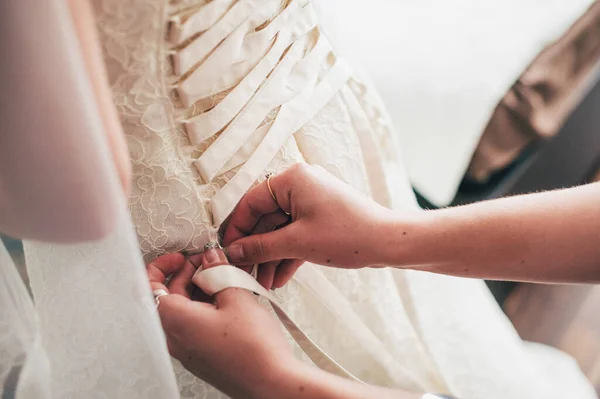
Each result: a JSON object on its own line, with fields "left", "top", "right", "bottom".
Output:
{"left": 168, "top": 0, "right": 352, "bottom": 227}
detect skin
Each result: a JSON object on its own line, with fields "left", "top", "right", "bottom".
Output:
{"left": 41, "top": 4, "right": 419, "bottom": 396}
{"left": 148, "top": 250, "right": 420, "bottom": 399}
{"left": 68, "top": 0, "right": 131, "bottom": 194}
{"left": 0, "top": 0, "right": 129, "bottom": 242}
{"left": 222, "top": 163, "right": 600, "bottom": 288}
{"left": 1, "top": 2, "right": 418, "bottom": 397}
{"left": 37, "top": 3, "right": 598, "bottom": 396}
{"left": 149, "top": 163, "right": 600, "bottom": 397}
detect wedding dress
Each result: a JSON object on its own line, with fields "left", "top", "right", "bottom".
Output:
{"left": 89, "top": 0, "right": 595, "bottom": 398}
{"left": 3, "top": 1, "right": 595, "bottom": 399}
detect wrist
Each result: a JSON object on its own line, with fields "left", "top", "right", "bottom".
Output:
{"left": 258, "top": 359, "right": 354, "bottom": 399}
{"left": 375, "top": 210, "right": 432, "bottom": 269}
{"left": 249, "top": 359, "right": 308, "bottom": 399}
{"left": 269, "top": 360, "right": 422, "bottom": 399}
{"left": 267, "top": 361, "right": 353, "bottom": 399}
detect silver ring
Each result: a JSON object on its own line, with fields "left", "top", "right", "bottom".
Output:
{"left": 203, "top": 241, "right": 222, "bottom": 251}
{"left": 181, "top": 241, "right": 223, "bottom": 257}
{"left": 153, "top": 289, "right": 169, "bottom": 309}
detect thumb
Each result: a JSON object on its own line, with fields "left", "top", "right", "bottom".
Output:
{"left": 197, "top": 246, "right": 257, "bottom": 308}
{"left": 156, "top": 292, "right": 211, "bottom": 333}
{"left": 225, "top": 225, "right": 300, "bottom": 265}
{"left": 156, "top": 294, "right": 213, "bottom": 358}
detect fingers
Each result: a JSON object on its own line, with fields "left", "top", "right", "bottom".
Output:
{"left": 257, "top": 261, "right": 278, "bottom": 290}
{"left": 251, "top": 211, "right": 289, "bottom": 289}
{"left": 236, "top": 210, "right": 290, "bottom": 274}
{"left": 199, "top": 247, "right": 257, "bottom": 308}
{"left": 147, "top": 254, "right": 212, "bottom": 352}
{"left": 201, "top": 247, "right": 229, "bottom": 270}
{"left": 222, "top": 181, "right": 277, "bottom": 245}
{"left": 156, "top": 292, "right": 214, "bottom": 358}
{"left": 225, "top": 224, "right": 300, "bottom": 265}
{"left": 222, "top": 172, "right": 291, "bottom": 246}
{"left": 167, "top": 259, "right": 197, "bottom": 298}
{"left": 147, "top": 253, "right": 217, "bottom": 361}
{"left": 147, "top": 253, "right": 187, "bottom": 293}
{"left": 254, "top": 210, "right": 290, "bottom": 235}
{"left": 187, "top": 254, "right": 214, "bottom": 302}
{"left": 273, "top": 259, "right": 304, "bottom": 289}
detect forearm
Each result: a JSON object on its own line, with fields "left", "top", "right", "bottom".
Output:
{"left": 383, "top": 182, "right": 600, "bottom": 283}
{"left": 260, "top": 362, "right": 420, "bottom": 399}
{"left": 68, "top": 0, "right": 132, "bottom": 194}
{"left": 0, "top": 0, "right": 121, "bottom": 242}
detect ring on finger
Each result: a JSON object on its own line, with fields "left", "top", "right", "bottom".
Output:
{"left": 265, "top": 173, "right": 290, "bottom": 216}
{"left": 153, "top": 289, "right": 169, "bottom": 309}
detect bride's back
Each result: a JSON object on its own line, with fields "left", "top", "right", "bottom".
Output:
{"left": 94, "top": 0, "right": 414, "bottom": 259}
{"left": 89, "top": 2, "right": 598, "bottom": 399}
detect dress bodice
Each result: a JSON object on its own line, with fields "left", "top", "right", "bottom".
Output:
{"left": 91, "top": 2, "right": 597, "bottom": 399}
{"left": 94, "top": 0, "right": 414, "bottom": 260}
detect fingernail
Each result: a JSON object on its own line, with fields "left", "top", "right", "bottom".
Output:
{"left": 188, "top": 254, "right": 203, "bottom": 268}
{"left": 226, "top": 244, "right": 244, "bottom": 262}
{"left": 204, "top": 248, "right": 218, "bottom": 263}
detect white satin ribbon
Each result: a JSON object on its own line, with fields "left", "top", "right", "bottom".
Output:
{"left": 169, "top": 0, "right": 237, "bottom": 44}
{"left": 178, "top": 1, "right": 316, "bottom": 104}
{"left": 192, "top": 265, "right": 361, "bottom": 382}
{"left": 171, "top": 0, "right": 278, "bottom": 78}
{"left": 193, "top": 30, "right": 331, "bottom": 183}
{"left": 192, "top": 37, "right": 308, "bottom": 182}
{"left": 182, "top": 8, "right": 320, "bottom": 143}
{"left": 192, "top": 264, "right": 431, "bottom": 388}
{"left": 210, "top": 59, "right": 352, "bottom": 225}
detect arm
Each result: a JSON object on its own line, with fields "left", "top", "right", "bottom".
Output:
{"left": 0, "top": 0, "right": 129, "bottom": 242}
{"left": 280, "top": 365, "right": 420, "bottom": 399}
{"left": 67, "top": 0, "right": 131, "bottom": 194}
{"left": 222, "top": 164, "right": 600, "bottom": 285}
{"left": 385, "top": 181, "right": 600, "bottom": 283}
{"left": 147, "top": 251, "right": 420, "bottom": 399}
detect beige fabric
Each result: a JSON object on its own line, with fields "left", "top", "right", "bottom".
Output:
{"left": 468, "top": 1, "right": 600, "bottom": 182}
{"left": 95, "top": 1, "right": 596, "bottom": 398}
{"left": 193, "top": 265, "right": 360, "bottom": 381}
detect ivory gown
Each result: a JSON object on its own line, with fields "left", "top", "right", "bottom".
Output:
{"left": 21, "top": 1, "right": 595, "bottom": 398}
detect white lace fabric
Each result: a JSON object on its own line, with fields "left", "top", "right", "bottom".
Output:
{"left": 91, "top": 0, "right": 596, "bottom": 398}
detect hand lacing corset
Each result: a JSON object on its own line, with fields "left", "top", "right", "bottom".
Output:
{"left": 97, "top": 0, "right": 437, "bottom": 394}
{"left": 8, "top": 1, "right": 595, "bottom": 398}
{"left": 166, "top": 0, "right": 371, "bottom": 382}
{"left": 168, "top": 0, "right": 352, "bottom": 227}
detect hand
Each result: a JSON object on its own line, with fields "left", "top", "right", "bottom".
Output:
{"left": 147, "top": 252, "right": 423, "bottom": 399}
{"left": 146, "top": 250, "right": 299, "bottom": 399}
{"left": 222, "top": 163, "right": 396, "bottom": 289}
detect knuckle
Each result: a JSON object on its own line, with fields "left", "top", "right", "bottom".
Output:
{"left": 289, "top": 162, "right": 311, "bottom": 176}
{"left": 253, "top": 236, "right": 267, "bottom": 259}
